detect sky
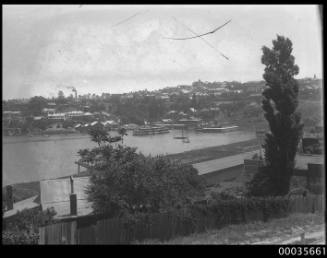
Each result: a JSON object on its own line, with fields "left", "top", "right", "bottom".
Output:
{"left": 3, "top": 5, "right": 323, "bottom": 100}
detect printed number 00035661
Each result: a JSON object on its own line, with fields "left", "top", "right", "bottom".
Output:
{"left": 278, "top": 247, "right": 325, "bottom": 256}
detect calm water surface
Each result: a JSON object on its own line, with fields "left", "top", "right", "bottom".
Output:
{"left": 3, "top": 130, "right": 255, "bottom": 185}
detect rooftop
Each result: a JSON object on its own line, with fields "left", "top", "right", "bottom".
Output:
{"left": 295, "top": 154, "right": 324, "bottom": 170}
{"left": 193, "top": 150, "right": 259, "bottom": 175}
{"left": 40, "top": 176, "right": 92, "bottom": 219}
{"left": 192, "top": 151, "right": 324, "bottom": 176}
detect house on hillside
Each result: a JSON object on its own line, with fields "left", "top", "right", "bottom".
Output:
{"left": 3, "top": 111, "right": 24, "bottom": 121}
{"left": 47, "top": 102, "right": 57, "bottom": 108}
{"left": 243, "top": 82, "right": 265, "bottom": 94}
{"left": 102, "top": 120, "right": 119, "bottom": 130}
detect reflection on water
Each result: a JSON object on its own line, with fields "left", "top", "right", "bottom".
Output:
{"left": 3, "top": 130, "right": 255, "bottom": 185}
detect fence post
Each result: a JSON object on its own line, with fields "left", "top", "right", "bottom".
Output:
{"left": 39, "top": 226, "right": 45, "bottom": 244}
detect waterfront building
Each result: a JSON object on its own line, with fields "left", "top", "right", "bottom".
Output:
{"left": 48, "top": 113, "right": 66, "bottom": 120}
{"left": 65, "top": 111, "right": 85, "bottom": 118}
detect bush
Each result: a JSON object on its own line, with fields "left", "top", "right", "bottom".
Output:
{"left": 2, "top": 230, "right": 39, "bottom": 245}
{"left": 246, "top": 167, "right": 275, "bottom": 197}
{"left": 190, "top": 196, "right": 291, "bottom": 228}
{"left": 124, "top": 196, "right": 292, "bottom": 241}
{"left": 2, "top": 207, "right": 56, "bottom": 245}
{"left": 82, "top": 144, "right": 206, "bottom": 217}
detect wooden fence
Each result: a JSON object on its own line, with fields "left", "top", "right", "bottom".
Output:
{"left": 39, "top": 195, "right": 324, "bottom": 244}
{"left": 39, "top": 221, "right": 77, "bottom": 244}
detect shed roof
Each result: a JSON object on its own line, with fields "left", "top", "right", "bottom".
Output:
{"left": 90, "top": 121, "right": 99, "bottom": 126}
{"left": 193, "top": 150, "right": 259, "bottom": 175}
{"left": 40, "top": 176, "right": 92, "bottom": 219}
{"left": 193, "top": 151, "right": 324, "bottom": 176}
{"left": 295, "top": 154, "right": 324, "bottom": 170}
{"left": 102, "top": 120, "right": 118, "bottom": 125}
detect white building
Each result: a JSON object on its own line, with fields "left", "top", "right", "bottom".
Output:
{"left": 65, "top": 111, "right": 84, "bottom": 118}
{"left": 48, "top": 113, "right": 66, "bottom": 120}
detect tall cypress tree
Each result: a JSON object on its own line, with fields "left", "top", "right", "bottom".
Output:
{"left": 248, "top": 35, "right": 303, "bottom": 196}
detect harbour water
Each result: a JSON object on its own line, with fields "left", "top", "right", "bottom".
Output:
{"left": 2, "top": 130, "right": 255, "bottom": 186}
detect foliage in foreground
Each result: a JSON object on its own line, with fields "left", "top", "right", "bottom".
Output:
{"left": 2, "top": 207, "right": 56, "bottom": 245}
{"left": 89, "top": 195, "right": 317, "bottom": 244}
{"left": 79, "top": 143, "right": 205, "bottom": 218}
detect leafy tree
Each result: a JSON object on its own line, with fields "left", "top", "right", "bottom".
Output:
{"left": 90, "top": 102, "right": 106, "bottom": 113}
{"left": 58, "top": 90, "right": 65, "bottom": 99}
{"left": 78, "top": 144, "right": 205, "bottom": 218}
{"left": 32, "top": 118, "right": 50, "bottom": 131}
{"left": 27, "top": 96, "right": 48, "bottom": 116}
{"left": 170, "top": 94, "right": 192, "bottom": 113}
{"left": 2, "top": 207, "right": 56, "bottom": 245}
{"left": 62, "top": 119, "right": 75, "bottom": 129}
{"left": 56, "top": 90, "right": 68, "bottom": 105}
{"left": 88, "top": 126, "right": 110, "bottom": 146}
{"left": 191, "top": 93, "right": 198, "bottom": 109}
{"left": 247, "top": 35, "right": 303, "bottom": 196}
{"left": 118, "top": 127, "right": 127, "bottom": 144}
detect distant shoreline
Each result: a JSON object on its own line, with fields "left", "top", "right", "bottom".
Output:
{"left": 2, "top": 134, "right": 91, "bottom": 144}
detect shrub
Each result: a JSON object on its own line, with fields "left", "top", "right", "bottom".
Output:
{"left": 191, "top": 196, "right": 291, "bottom": 228}
{"left": 81, "top": 144, "right": 205, "bottom": 217}
{"left": 2, "top": 207, "right": 56, "bottom": 245}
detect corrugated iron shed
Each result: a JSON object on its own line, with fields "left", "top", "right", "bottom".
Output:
{"left": 193, "top": 150, "right": 259, "bottom": 175}
{"left": 40, "top": 176, "right": 92, "bottom": 219}
{"left": 193, "top": 151, "right": 324, "bottom": 176}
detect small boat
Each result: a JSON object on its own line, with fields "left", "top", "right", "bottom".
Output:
{"left": 182, "top": 137, "right": 190, "bottom": 143}
{"left": 109, "top": 136, "right": 122, "bottom": 143}
{"left": 174, "top": 127, "right": 190, "bottom": 143}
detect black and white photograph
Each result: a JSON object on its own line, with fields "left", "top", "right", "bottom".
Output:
{"left": 2, "top": 4, "right": 325, "bottom": 245}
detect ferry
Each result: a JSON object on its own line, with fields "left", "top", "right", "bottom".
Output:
{"left": 196, "top": 125, "right": 239, "bottom": 133}
{"left": 133, "top": 126, "right": 170, "bottom": 136}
